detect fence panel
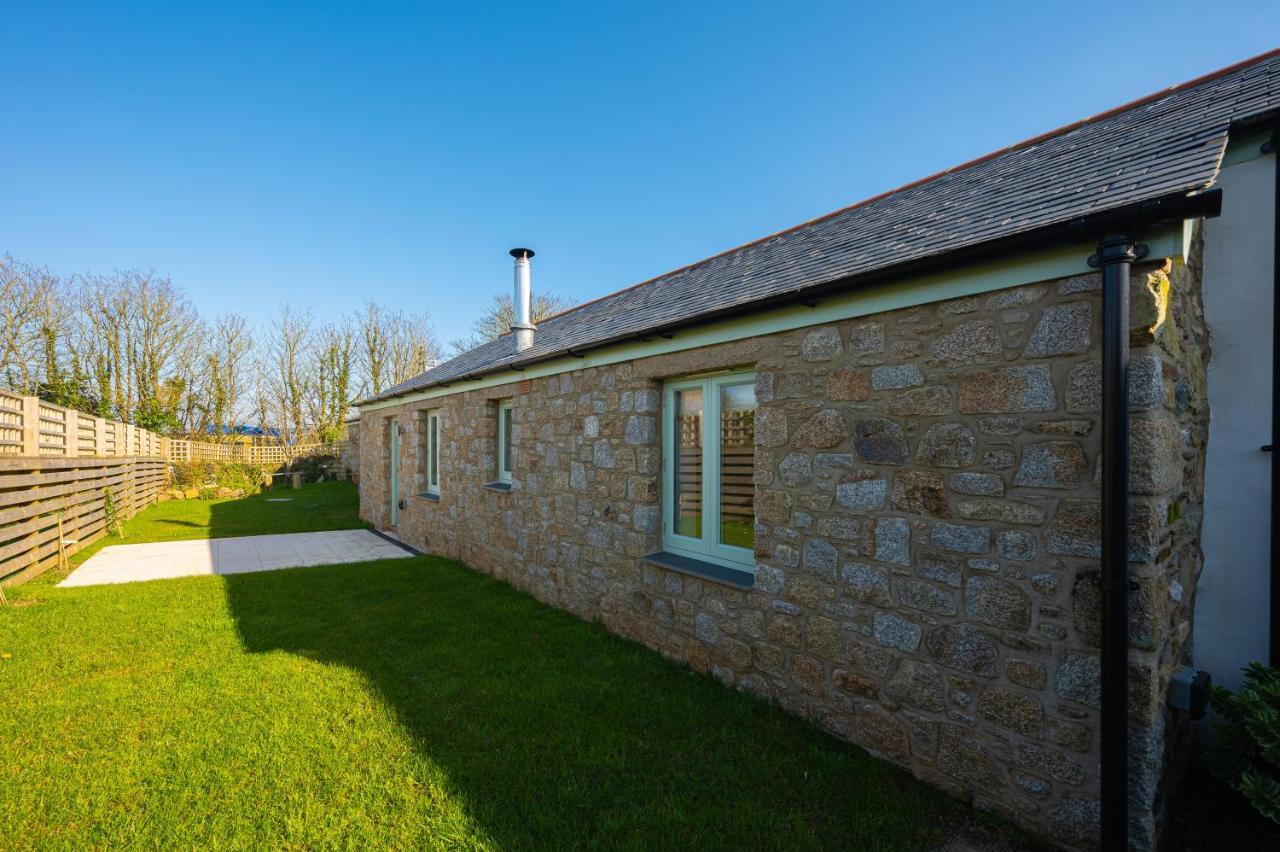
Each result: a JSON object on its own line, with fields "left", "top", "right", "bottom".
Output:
{"left": 38, "top": 402, "right": 71, "bottom": 456}
{"left": 0, "top": 392, "right": 339, "bottom": 465}
{"left": 0, "top": 455, "right": 168, "bottom": 586}
{"left": 0, "top": 390, "right": 22, "bottom": 456}
{"left": 0, "top": 395, "right": 349, "bottom": 581}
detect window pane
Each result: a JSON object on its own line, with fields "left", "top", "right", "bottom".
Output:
{"left": 719, "top": 382, "right": 756, "bottom": 549}
{"left": 673, "top": 388, "right": 703, "bottom": 540}
{"left": 429, "top": 415, "right": 439, "bottom": 488}
{"left": 502, "top": 406, "right": 513, "bottom": 474}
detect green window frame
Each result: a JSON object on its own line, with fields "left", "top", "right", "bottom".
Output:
{"left": 496, "top": 399, "right": 514, "bottom": 484}
{"left": 422, "top": 410, "right": 440, "bottom": 496}
{"left": 662, "top": 371, "right": 757, "bottom": 571}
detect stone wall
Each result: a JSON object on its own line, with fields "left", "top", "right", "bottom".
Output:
{"left": 358, "top": 257, "right": 1208, "bottom": 849}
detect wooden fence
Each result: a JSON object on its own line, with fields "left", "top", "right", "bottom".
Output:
{"left": 0, "top": 389, "right": 334, "bottom": 465}
{"left": 0, "top": 389, "right": 163, "bottom": 458}
{"left": 165, "top": 440, "right": 334, "bottom": 465}
{"left": 0, "top": 390, "right": 340, "bottom": 586}
{"left": 0, "top": 456, "right": 167, "bottom": 586}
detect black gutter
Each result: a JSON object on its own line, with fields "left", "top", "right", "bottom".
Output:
{"left": 1091, "top": 234, "right": 1145, "bottom": 851}
{"left": 358, "top": 189, "right": 1223, "bottom": 407}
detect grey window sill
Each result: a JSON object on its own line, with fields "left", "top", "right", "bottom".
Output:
{"left": 641, "top": 550, "right": 755, "bottom": 589}
{"left": 483, "top": 481, "right": 513, "bottom": 492}
{"left": 417, "top": 492, "right": 440, "bottom": 502}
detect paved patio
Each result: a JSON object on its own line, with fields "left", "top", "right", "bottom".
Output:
{"left": 60, "top": 529, "right": 413, "bottom": 587}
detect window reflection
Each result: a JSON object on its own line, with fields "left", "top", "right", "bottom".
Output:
{"left": 719, "top": 383, "right": 755, "bottom": 549}
{"left": 673, "top": 388, "right": 703, "bottom": 539}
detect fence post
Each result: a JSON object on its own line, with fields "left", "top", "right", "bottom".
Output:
{"left": 62, "top": 405, "right": 78, "bottom": 458}
{"left": 20, "top": 395, "right": 39, "bottom": 455}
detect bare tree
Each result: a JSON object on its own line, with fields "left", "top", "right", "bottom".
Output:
{"left": 450, "top": 290, "right": 570, "bottom": 356}
{"left": 0, "top": 256, "right": 61, "bottom": 394}
{"left": 262, "top": 304, "right": 313, "bottom": 463}
{"left": 358, "top": 301, "right": 441, "bottom": 397}
{"left": 130, "top": 272, "right": 196, "bottom": 430}
{"left": 387, "top": 309, "right": 441, "bottom": 387}
{"left": 172, "top": 319, "right": 211, "bottom": 435}
{"left": 311, "top": 319, "right": 355, "bottom": 444}
{"left": 78, "top": 273, "right": 132, "bottom": 419}
{"left": 73, "top": 269, "right": 197, "bottom": 431}
{"left": 0, "top": 256, "right": 36, "bottom": 388}
{"left": 207, "top": 313, "right": 252, "bottom": 439}
{"left": 358, "top": 301, "right": 390, "bottom": 398}
{"left": 3, "top": 251, "right": 443, "bottom": 443}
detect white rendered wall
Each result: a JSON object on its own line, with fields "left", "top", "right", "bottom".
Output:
{"left": 1197, "top": 151, "right": 1276, "bottom": 690}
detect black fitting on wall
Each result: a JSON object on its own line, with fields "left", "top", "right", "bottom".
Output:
{"left": 1089, "top": 233, "right": 1141, "bottom": 851}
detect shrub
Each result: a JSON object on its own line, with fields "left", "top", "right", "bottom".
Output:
{"left": 1209, "top": 663, "right": 1280, "bottom": 825}
{"left": 169, "top": 461, "right": 267, "bottom": 495}
{"left": 102, "top": 488, "right": 123, "bottom": 537}
{"left": 286, "top": 452, "right": 342, "bottom": 482}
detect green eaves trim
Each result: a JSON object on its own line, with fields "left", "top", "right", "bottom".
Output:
{"left": 1221, "top": 128, "right": 1274, "bottom": 169}
{"left": 358, "top": 223, "right": 1190, "bottom": 414}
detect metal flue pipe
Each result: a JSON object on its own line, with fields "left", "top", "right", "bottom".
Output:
{"left": 510, "top": 248, "right": 536, "bottom": 353}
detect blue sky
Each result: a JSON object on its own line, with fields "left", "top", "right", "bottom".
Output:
{"left": 2, "top": 2, "right": 1277, "bottom": 345}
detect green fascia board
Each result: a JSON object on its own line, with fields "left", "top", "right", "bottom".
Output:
{"left": 1220, "top": 128, "right": 1274, "bottom": 169}
{"left": 359, "top": 222, "right": 1190, "bottom": 414}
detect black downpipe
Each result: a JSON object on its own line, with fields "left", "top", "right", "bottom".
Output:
{"left": 1271, "top": 131, "right": 1280, "bottom": 667}
{"left": 1092, "top": 234, "right": 1143, "bottom": 851}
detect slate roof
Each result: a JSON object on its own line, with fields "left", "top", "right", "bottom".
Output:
{"left": 364, "top": 49, "right": 1280, "bottom": 405}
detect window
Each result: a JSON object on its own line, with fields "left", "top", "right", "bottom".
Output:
{"left": 421, "top": 410, "right": 440, "bottom": 496}
{"left": 496, "top": 400, "right": 514, "bottom": 484}
{"left": 662, "top": 371, "right": 756, "bottom": 570}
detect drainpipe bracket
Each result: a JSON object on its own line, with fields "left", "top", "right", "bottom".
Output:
{"left": 1087, "top": 240, "right": 1148, "bottom": 269}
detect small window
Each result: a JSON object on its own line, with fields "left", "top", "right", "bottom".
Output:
{"left": 497, "top": 400, "right": 514, "bottom": 484}
{"left": 662, "top": 371, "right": 756, "bottom": 570}
{"left": 421, "top": 410, "right": 440, "bottom": 496}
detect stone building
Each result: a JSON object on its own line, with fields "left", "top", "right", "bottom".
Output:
{"left": 355, "top": 52, "right": 1280, "bottom": 849}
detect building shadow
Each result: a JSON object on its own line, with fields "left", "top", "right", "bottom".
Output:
{"left": 220, "top": 538, "right": 994, "bottom": 848}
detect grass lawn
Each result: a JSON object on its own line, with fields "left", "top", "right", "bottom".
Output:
{"left": 2, "top": 483, "right": 1029, "bottom": 850}
{"left": 67, "top": 479, "right": 371, "bottom": 567}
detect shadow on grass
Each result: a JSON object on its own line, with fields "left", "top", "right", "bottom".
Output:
{"left": 222, "top": 550, "right": 1010, "bottom": 850}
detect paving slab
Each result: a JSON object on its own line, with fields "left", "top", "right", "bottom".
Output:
{"left": 60, "top": 529, "right": 413, "bottom": 587}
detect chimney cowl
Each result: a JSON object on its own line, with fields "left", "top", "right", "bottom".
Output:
{"left": 510, "top": 247, "right": 535, "bottom": 353}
